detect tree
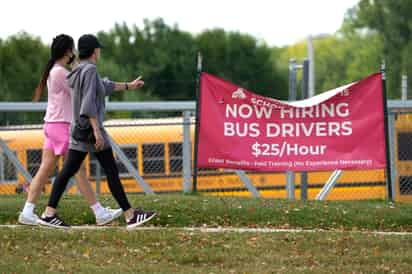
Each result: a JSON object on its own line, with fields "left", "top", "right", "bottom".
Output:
{"left": 98, "top": 20, "right": 288, "bottom": 101}
{"left": 196, "top": 29, "right": 288, "bottom": 99}
{"left": 0, "top": 33, "right": 48, "bottom": 124}
{"left": 0, "top": 32, "right": 48, "bottom": 101}
{"left": 346, "top": 0, "right": 412, "bottom": 98}
{"left": 276, "top": 30, "right": 382, "bottom": 97}
{"left": 0, "top": 19, "right": 289, "bottom": 125}
{"left": 98, "top": 19, "right": 197, "bottom": 101}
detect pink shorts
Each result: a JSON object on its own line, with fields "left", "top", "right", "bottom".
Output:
{"left": 43, "top": 122, "right": 70, "bottom": 156}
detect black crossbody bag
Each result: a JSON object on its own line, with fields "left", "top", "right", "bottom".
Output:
{"left": 72, "top": 116, "right": 96, "bottom": 144}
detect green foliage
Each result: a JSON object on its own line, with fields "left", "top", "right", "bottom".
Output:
{"left": 4, "top": 8, "right": 408, "bottom": 111}
{"left": 97, "top": 20, "right": 287, "bottom": 101}
{"left": 0, "top": 19, "right": 287, "bottom": 110}
{"left": 197, "top": 29, "right": 288, "bottom": 99}
{"left": 275, "top": 0, "right": 412, "bottom": 99}
{"left": 0, "top": 32, "right": 48, "bottom": 101}
{"left": 0, "top": 32, "right": 48, "bottom": 124}
{"left": 315, "top": 33, "right": 383, "bottom": 92}
{"left": 97, "top": 20, "right": 198, "bottom": 101}
{"left": 276, "top": 32, "right": 383, "bottom": 96}
{"left": 347, "top": 0, "right": 412, "bottom": 98}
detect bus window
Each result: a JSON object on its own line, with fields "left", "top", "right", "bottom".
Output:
{"left": 399, "top": 176, "right": 412, "bottom": 195}
{"left": 89, "top": 146, "right": 138, "bottom": 178}
{"left": 169, "top": 142, "right": 183, "bottom": 174}
{"left": 398, "top": 132, "right": 412, "bottom": 160}
{"left": 142, "top": 143, "right": 165, "bottom": 174}
{"left": 0, "top": 151, "right": 17, "bottom": 182}
{"left": 27, "top": 149, "right": 42, "bottom": 177}
{"left": 116, "top": 146, "right": 138, "bottom": 177}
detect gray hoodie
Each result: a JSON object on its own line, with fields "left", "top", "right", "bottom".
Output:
{"left": 67, "top": 60, "right": 115, "bottom": 152}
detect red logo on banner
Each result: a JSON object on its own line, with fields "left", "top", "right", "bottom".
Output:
{"left": 197, "top": 72, "right": 386, "bottom": 171}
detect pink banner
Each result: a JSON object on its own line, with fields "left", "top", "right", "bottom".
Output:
{"left": 197, "top": 72, "right": 386, "bottom": 171}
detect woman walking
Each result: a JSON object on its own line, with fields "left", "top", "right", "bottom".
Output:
{"left": 19, "top": 34, "right": 122, "bottom": 227}
{"left": 38, "top": 34, "right": 156, "bottom": 230}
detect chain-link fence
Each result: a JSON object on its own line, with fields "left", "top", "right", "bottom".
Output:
{"left": 0, "top": 101, "right": 409, "bottom": 201}
{"left": 394, "top": 112, "right": 412, "bottom": 201}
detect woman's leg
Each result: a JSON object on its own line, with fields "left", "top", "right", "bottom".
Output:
{"left": 90, "top": 148, "right": 156, "bottom": 229}
{"left": 73, "top": 162, "right": 123, "bottom": 225}
{"left": 72, "top": 161, "right": 97, "bottom": 206}
{"left": 94, "top": 148, "right": 156, "bottom": 229}
{"left": 94, "top": 149, "right": 132, "bottom": 215}
{"left": 19, "top": 149, "right": 59, "bottom": 224}
{"left": 26, "top": 149, "right": 59, "bottom": 204}
{"left": 44, "top": 149, "right": 87, "bottom": 216}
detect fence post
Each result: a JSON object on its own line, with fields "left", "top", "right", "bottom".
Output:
{"left": 235, "top": 170, "right": 261, "bottom": 198}
{"left": 0, "top": 152, "right": 4, "bottom": 182}
{"left": 402, "top": 75, "right": 408, "bottom": 100}
{"left": 381, "top": 62, "right": 393, "bottom": 201}
{"left": 182, "top": 111, "right": 192, "bottom": 193}
{"left": 315, "top": 170, "right": 343, "bottom": 200}
{"left": 307, "top": 35, "right": 315, "bottom": 98}
{"left": 286, "top": 59, "right": 297, "bottom": 200}
{"left": 193, "top": 52, "right": 203, "bottom": 193}
{"left": 300, "top": 59, "right": 310, "bottom": 201}
{"left": 388, "top": 112, "right": 397, "bottom": 201}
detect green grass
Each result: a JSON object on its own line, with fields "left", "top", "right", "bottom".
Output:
{"left": 1, "top": 228, "right": 412, "bottom": 273}
{"left": 2, "top": 194, "right": 412, "bottom": 273}
{"left": 1, "top": 194, "right": 412, "bottom": 231}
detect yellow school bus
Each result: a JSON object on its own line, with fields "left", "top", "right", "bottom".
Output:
{"left": 394, "top": 113, "right": 412, "bottom": 202}
{"left": 0, "top": 117, "right": 388, "bottom": 200}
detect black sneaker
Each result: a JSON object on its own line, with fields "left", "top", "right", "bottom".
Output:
{"left": 126, "top": 209, "right": 156, "bottom": 230}
{"left": 38, "top": 214, "right": 70, "bottom": 229}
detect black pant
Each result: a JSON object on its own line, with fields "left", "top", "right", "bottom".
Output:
{"left": 48, "top": 148, "right": 132, "bottom": 211}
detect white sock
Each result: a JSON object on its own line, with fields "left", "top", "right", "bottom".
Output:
{"left": 91, "top": 202, "right": 105, "bottom": 217}
{"left": 22, "top": 202, "right": 35, "bottom": 216}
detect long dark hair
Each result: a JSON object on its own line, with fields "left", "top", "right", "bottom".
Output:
{"left": 32, "top": 34, "right": 74, "bottom": 101}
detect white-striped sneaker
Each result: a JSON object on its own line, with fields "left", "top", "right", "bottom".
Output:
{"left": 96, "top": 207, "right": 123, "bottom": 226}
{"left": 126, "top": 209, "right": 156, "bottom": 230}
{"left": 18, "top": 212, "right": 39, "bottom": 226}
{"left": 38, "top": 214, "right": 70, "bottom": 229}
